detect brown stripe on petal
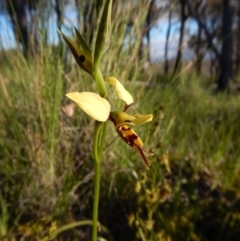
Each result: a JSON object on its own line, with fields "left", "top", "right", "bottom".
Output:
{"left": 117, "top": 128, "right": 134, "bottom": 147}
{"left": 124, "top": 134, "right": 139, "bottom": 147}
{"left": 128, "top": 134, "right": 138, "bottom": 141}
{"left": 124, "top": 120, "right": 131, "bottom": 123}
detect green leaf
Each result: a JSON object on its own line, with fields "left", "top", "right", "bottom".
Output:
{"left": 74, "top": 26, "right": 92, "bottom": 58}
{"left": 94, "top": 0, "right": 112, "bottom": 67}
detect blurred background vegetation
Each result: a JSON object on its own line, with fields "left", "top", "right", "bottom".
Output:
{"left": 0, "top": 0, "right": 240, "bottom": 240}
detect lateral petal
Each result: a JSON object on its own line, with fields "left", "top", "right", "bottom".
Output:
{"left": 106, "top": 77, "right": 133, "bottom": 105}
{"left": 131, "top": 114, "right": 153, "bottom": 125}
{"left": 110, "top": 111, "right": 153, "bottom": 127}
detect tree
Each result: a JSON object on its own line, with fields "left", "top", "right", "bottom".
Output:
{"left": 217, "top": 0, "right": 234, "bottom": 90}
{"left": 173, "top": 0, "right": 188, "bottom": 75}
{"left": 6, "top": 0, "right": 30, "bottom": 57}
{"left": 234, "top": 2, "right": 240, "bottom": 74}
{"left": 164, "top": 3, "right": 173, "bottom": 74}
{"left": 184, "top": 0, "right": 233, "bottom": 89}
{"left": 5, "top": 0, "right": 62, "bottom": 56}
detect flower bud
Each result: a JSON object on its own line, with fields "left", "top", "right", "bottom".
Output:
{"left": 58, "top": 29, "right": 93, "bottom": 76}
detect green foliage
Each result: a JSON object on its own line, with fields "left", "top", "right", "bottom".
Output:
{"left": 1, "top": 47, "right": 240, "bottom": 240}
{"left": 94, "top": 0, "right": 113, "bottom": 67}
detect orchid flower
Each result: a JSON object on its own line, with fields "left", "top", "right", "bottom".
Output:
{"left": 66, "top": 77, "right": 153, "bottom": 168}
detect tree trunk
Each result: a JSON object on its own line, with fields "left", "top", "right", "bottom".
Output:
{"left": 217, "top": 0, "right": 234, "bottom": 90}
{"left": 195, "top": 22, "right": 203, "bottom": 74}
{"left": 235, "top": 3, "right": 240, "bottom": 74}
{"left": 164, "top": 6, "right": 172, "bottom": 74}
{"left": 55, "top": 0, "right": 62, "bottom": 29}
{"left": 7, "top": 0, "right": 29, "bottom": 57}
{"left": 185, "top": 0, "right": 221, "bottom": 62}
{"left": 194, "top": 0, "right": 205, "bottom": 74}
{"left": 173, "top": 0, "right": 187, "bottom": 74}
{"left": 145, "top": 0, "right": 155, "bottom": 62}
{"left": 138, "top": 0, "right": 155, "bottom": 62}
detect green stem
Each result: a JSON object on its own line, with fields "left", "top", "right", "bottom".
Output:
{"left": 93, "top": 122, "right": 102, "bottom": 163}
{"left": 94, "top": 67, "right": 108, "bottom": 98}
{"left": 92, "top": 45, "right": 108, "bottom": 241}
{"left": 92, "top": 161, "right": 101, "bottom": 241}
{"left": 98, "top": 122, "right": 108, "bottom": 159}
{"left": 92, "top": 122, "right": 102, "bottom": 241}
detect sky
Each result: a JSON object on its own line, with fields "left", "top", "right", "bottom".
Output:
{"left": 0, "top": 3, "right": 198, "bottom": 61}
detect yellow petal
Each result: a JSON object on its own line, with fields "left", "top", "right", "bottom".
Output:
{"left": 106, "top": 77, "right": 133, "bottom": 105}
{"left": 131, "top": 114, "right": 153, "bottom": 125}
{"left": 66, "top": 92, "right": 110, "bottom": 122}
{"left": 110, "top": 111, "right": 153, "bottom": 127}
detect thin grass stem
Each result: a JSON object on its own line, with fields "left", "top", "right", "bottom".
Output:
{"left": 92, "top": 121, "right": 103, "bottom": 241}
